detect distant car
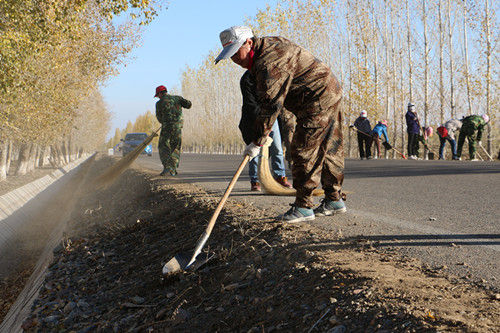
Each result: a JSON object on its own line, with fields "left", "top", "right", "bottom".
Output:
{"left": 121, "top": 132, "right": 153, "bottom": 157}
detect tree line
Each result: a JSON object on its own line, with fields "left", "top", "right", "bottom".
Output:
{"left": 178, "top": 0, "right": 497, "bottom": 158}
{"left": 0, "top": 0, "right": 164, "bottom": 181}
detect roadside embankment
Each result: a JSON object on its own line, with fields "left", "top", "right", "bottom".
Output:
{"left": 0, "top": 154, "right": 95, "bottom": 327}
{"left": 0, "top": 155, "right": 91, "bottom": 249}
{"left": 13, "top": 162, "right": 499, "bottom": 332}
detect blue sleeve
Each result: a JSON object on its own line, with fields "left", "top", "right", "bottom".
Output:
{"left": 405, "top": 112, "right": 411, "bottom": 125}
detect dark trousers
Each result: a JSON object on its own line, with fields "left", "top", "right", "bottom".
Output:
{"left": 357, "top": 133, "right": 372, "bottom": 158}
{"left": 457, "top": 129, "right": 477, "bottom": 159}
{"left": 407, "top": 132, "right": 420, "bottom": 157}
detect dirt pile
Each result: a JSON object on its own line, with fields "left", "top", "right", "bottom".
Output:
{"left": 20, "top": 163, "right": 499, "bottom": 332}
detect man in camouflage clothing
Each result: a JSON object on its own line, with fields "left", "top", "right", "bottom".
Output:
{"left": 456, "top": 114, "right": 489, "bottom": 161}
{"left": 154, "top": 85, "right": 192, "bottom": 176}
{"left": 216, "top": 26, "right": 346, "bottom": 223}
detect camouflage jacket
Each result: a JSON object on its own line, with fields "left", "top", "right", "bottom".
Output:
{"left": 461, "top": 115, "right": 486, "bottom": 141}
{"left": 155, "top": 94, "right": 192, "bottom": 126}
{"left": 249, "top": 37, "right": 342, "bottom": 145}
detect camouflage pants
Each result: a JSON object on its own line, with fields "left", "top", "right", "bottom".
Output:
{"left": 457, "top": 128, "right": 477, "bottom": 159}
{"left": 291, "top": 98, "right": 344, "bottom": 208}
{"left": 158, "top": 125, "right": 182, "bottom": 172}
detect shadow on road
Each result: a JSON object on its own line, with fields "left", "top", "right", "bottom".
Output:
{"left": 164, "top": 163, "right": 500, "bottom": 184}
{"left": 298, "top": 233, "right": 500, "bottom": 251}
{"left": 152, "top": 172, "right": 255, "bottom": 185}
{"left": 346, "top": 162, "right": 500, "bottom": 179}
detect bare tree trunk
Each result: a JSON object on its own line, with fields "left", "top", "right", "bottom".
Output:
{"left": 68, "top": 136, "right": 73, "bottom": 162}
{"left": 6, "top": 140, "right": 13, "bottom": 174}
{"left": 61, "top": 139, "right": 69, "bottom": 164}
{"left": 447, "top": 0, "right": 456, "bottom": 117}
{"left": 438, "top": 0, "right": 445, "bottom": 124}
{"left": 370, "top": 1, "right": 379, "bottom": 103}
{"left": 423, "top": 0, "right": 430, "bottom": 159}
{"left": 347, "top": 15, "right": 353, "bottom": 159}
{"left": 337, "top": 42, "right": 348, "bottom": 160}
{"left": 28, "top": 144, "right": 38, "bottom": 172}
{"left": 15, "top": 143, "right": 30, "bottom": 176}
{"left": 49, "top": 145, "right": 57, "bottom": 168}
{"left": 50, "top": 144, "right": 64, "bottom": 167}
{"left": 463, "top": 0, "right": 472, "bottom": 115}
{"left": 60, "top": 140, "right": 66, "bottom": 165}
{"left": 391, "top": 4, "right": 397, "bottom": 159}
{"left": 0, "top": 140, "right": 7, "bottom": 181}
{"left": 484, "top": 0, "right": 492, "bottom": 154}
{"left": 384, "top": 4, "right": 390, "bottom": 159}
{"left": 38, "top": 146, "right": 43, "bottom": 168}
{"left": 406, "top": 0, "right": 414, "bottom": 101}
{"left": 400, "top": 50, "right": 405, "bottom": 156}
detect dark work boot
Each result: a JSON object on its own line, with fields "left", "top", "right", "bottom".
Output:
{"left": 251, "top": 182, "right": 261, "bottom": 191}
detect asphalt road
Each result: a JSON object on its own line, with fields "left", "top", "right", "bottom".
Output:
{"left": 136, "top": 152, "right": 500, "bottom": 289}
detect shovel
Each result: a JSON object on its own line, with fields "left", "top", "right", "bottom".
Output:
{"left": 479, "top": 142, "right": 493, "bottom": 161}
{"left": 162, "top": 154, "right": 250, "bottom": 275}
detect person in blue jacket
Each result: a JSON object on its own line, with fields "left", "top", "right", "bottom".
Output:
{"left": 405, "top": 102, "right": 421, "bottom": 159}
{"left": 371, "top": 120, "right": 390, "bottom": 159}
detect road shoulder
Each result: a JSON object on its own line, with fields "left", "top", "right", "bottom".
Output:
{"left": 20, "top": 164, "right": 499, "bottom": 332}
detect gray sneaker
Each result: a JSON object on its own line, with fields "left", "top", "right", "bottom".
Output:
{"left": 279, "top": 205, "right": 315, "bottom": 223}
{"left": 313, "top": 199, "right": 347, "bottom": 217}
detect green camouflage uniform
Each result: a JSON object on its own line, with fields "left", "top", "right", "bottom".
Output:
{"left": 155, "top": 94, "right": 192, "bottom": 173}
{"left": 456, "top": 115, "right": 486, "bottom": 159}
{"left": 250, "top": 37, "right": 344, "bottom": 208}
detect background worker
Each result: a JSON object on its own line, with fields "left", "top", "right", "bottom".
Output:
{"left": 215, "top": 26, "right": 346, "bottom": 222}
{"left": 418, "top": 126, "right": 434, "bottom": 159}
{"left": 239, "top": 70, "right": 292, "bottom": 191}
{"left": 406, "top": 102, "right": 421, "bottom": 160}
{"left": 351, "top": 110, "right": 372, "bottom": 160}
{"left": 154, "top": 85, "right": 192, "bottom": 176}
{"left": 437, "top": 119, "right": 462, "bottom": 160}
{"left": 456, "top": 114, "right": 489, "bottom": 161}
{"left": 371, "top": 120, "right": 390, "bottom": 159}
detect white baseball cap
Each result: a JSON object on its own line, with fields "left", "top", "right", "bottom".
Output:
{"left": 360, "top": 110, "right": 367, "bottom": 118}
{"left": 215, "top": 26, "right": 254, "bottom": 64}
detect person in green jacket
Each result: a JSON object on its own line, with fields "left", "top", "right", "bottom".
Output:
{"left": 456, "top": 114, "right": 489, "bottom": 161}
{"left": 154, "top": 85, "right": 192, "bottom": 176}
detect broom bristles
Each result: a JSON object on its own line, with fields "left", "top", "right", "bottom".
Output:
{"left": 258, "top": 139, "right": 325, "bottom": 197}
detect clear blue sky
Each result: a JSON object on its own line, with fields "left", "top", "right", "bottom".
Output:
{"left": 101, "top": 0, "right": 275, "bottom": 138}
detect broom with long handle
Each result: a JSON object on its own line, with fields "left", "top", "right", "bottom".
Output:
{"left": 349, "top": 126, "right": 407, "bottom": 159}
{"left": 94, "top": 126, "right": 161, "bottom": 189}
{"left": 479, "top": 142, "right": 493, "bottom": 161}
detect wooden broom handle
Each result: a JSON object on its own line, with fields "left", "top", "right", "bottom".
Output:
{"left": 205, "top": 155, "right": 250, "bottom": 235}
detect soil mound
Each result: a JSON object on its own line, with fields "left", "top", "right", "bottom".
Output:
{"left": 20, "top": 163, "right": 499, "bottom": 332}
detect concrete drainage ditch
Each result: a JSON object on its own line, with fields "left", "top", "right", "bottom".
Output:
{"left": 0, "top": 154, "right": 95, "bottom": 332}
